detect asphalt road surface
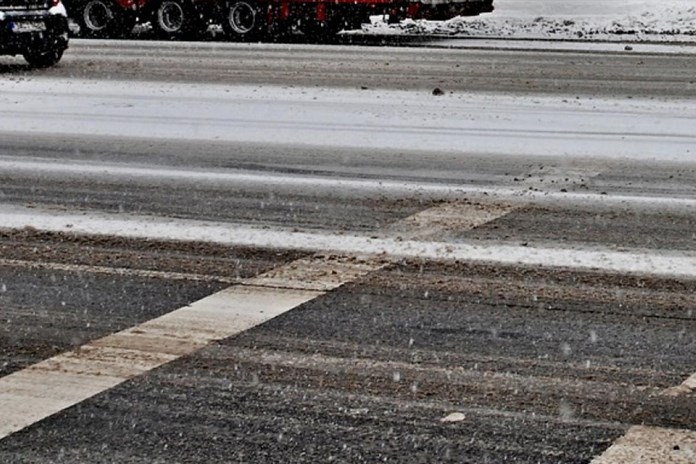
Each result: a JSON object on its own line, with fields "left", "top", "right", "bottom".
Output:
{"left": 2, "top": 39, "right": 696, "bottom": 96}
{"left": 0, "top": 39, "right": 695, "bottom": 463}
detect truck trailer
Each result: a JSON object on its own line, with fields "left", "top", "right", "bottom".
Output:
{"left": 65, "top": 0, "right": 493, "bottom": 40}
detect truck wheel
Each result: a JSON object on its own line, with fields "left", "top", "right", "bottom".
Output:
{"left": 153, "top": 0, "right": 202, "bottom": 39}
{"left": 23, "top": 48, "right": 65, "bottom": 68}
{"left": 77, "top": 0, "right": 135, "bottom": 37}
{"left": 222, "top": 1, "right": 264, "bottom": 40}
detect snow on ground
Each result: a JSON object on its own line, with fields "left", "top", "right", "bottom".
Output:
{"left": 365, "top": 0, "right": 696, "bottom": 42}
{"left": 3, "top": 203, "right": 696, "bottom": 278}
{"left": 2, "top": 77, "right": 696, "bottom": 163}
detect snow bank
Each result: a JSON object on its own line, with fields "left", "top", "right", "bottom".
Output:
{"left": 365, "top": 0, "right": 696, "bottom": 42}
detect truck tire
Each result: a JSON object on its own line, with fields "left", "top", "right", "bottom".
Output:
{"left": 76, "top": 0, "right": 135, "bottom": 37}
{"left": 153, "top": 0, "right": 203, "bottom": 39}
{"left": 23, "top": 48, "right": 64, "bottom": 68}
{"left": 222, "top": 0, "right": 265, "bottom": 40}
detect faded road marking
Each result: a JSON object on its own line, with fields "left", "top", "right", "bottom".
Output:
{"left": 0, "top": 255, "right": 385, "bottom": 440}
{"left": 0, "top": 258, "right": 240, "bottom": 284}
{"left": 593, "top": 370, "right": 696, "bottom": 461}
{"left": 0, "top": 200, "right": 510, "bottom": 440}
{"left": 382, "top": 201, "right": 516, "bottom": 240}
{"left": 662, "top": 372, "right": 696, "bottom": 397}
{"left": 591, "top": 426, "right": 696, "bottom": 464}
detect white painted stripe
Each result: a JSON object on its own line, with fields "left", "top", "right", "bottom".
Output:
{"left": 0, "top": 258, "right": 239, "bottom": 284}
{"left": 0, "top": 255, "right": 385, "bottom": 440}
{"left": 2, "top": 158, "right": 696, "bottom": 209}
{"left": 591, "top": 426, "right": 696, "bottom": 464}
{"left": 1, "top": 205, "right": 695, "bottom": 279}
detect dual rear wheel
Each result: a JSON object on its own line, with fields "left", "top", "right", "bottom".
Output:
{"left": 76, "top": 0, "right": 200, "bottom": 40}
{"left": 151, "top": 0, "right": 265, "bottom": 40}
{"left": 77, "top": 0, "right": 204, "bottom": 41}
{"left": 220, "top": 2, "right": 366, "bottom": 41}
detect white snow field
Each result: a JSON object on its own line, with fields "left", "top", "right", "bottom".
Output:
{"left": 366, "top": 0, "right": 696, "bottom": 42}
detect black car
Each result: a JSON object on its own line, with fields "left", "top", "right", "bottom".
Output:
{"left": 0, "top": 0, "right": 69, "bottom": 67}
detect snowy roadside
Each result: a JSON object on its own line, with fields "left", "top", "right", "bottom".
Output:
{"left": 363, "top": 0, "right": 696, "bottom": 43}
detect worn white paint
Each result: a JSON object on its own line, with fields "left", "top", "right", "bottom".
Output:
{"left": 381, "top": 201, "right": 516, "bottom": 240}
{"left": 591, "top": 426, "right": 696, "bottom": 464}
{"left": 684, "top": 373, "right": 696, "bottom": 391}
{"left": 662, "top": 372, "right": 696, "bottom": 397}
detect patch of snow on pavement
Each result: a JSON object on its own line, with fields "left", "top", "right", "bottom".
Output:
{"left": 2, "top": 78, "right": 696, "bottom": 163}
{"left": 365, "top": 0, "right": 696, "bottom": 42}
{"left": 1, "top": 204, "right": 696, "bottom": 279}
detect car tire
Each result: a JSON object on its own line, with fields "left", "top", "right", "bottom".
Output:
{"left": 152, "top": 0, "right": 203, "bottom": 39}
{"left": 23, "top": 48, "right": 65, "bottom": 68}
{"left": 76, "top": 0, "right": 135, "bottom": 38}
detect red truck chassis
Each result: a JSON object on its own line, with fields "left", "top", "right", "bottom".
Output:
{"left": 64, "top": 0, "right": 493, "bottom": 39}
